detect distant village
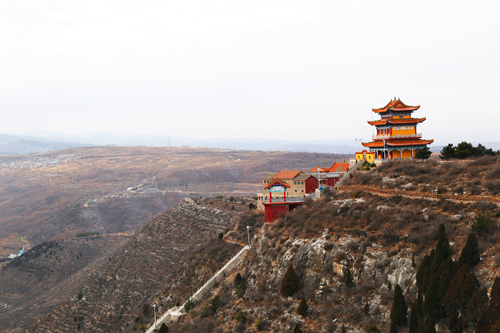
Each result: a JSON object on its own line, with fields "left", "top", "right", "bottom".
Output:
{"left": 0, "top": 154, "right": 82, "bottom": 170}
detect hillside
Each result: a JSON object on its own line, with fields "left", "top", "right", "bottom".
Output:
{"left": 12, "top": 197, "right": 253, "bottom": 333}
{"left": 141, "top": 158, "right": 500, "bottom": 333}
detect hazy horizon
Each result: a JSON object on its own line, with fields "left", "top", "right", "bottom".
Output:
{"left": 1, "top": 1, "right": 499, "bottom": 143}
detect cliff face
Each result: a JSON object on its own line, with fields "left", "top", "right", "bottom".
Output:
{"left": 22, "top": 198, "right": 249, "bottom": 333}
{"left": 165, "top": 190, "right": 499, "bottom": 333}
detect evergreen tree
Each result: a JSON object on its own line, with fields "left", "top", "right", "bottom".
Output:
{"left": 366, "top": 324, "right": 381, "bottom": 333}
{"left": 416, "top": 147, "right": 432, "bottom": 160}
{"left": 416, "top": 291, "right": 424, "bottom": 320}
{"left": 363, "top": 303, "right": 370, "bottom": 316}
{"left": 416, "top": 255, "right": 431, "bottom": 290}
{"left": 455, "top": 141, "right": 475, "bottom": 159}
{"left": 424, "top": 320, "right": 436, "bottom": 333}
{"left": 440, "top": 144, "right": 456, "bottom": 159}
{"left": 297, "top": 297, "right": 308, "bottom": 317}
{"left": 293, "top": 324, "right": 302, "bottom": 333}
{"left": 437, "top": 257, "right": 456, "bottom": 298}
{"left": 424, "top": 275, "right": 445, "bottom": 322}
{"left": 457, "top": 233, "right": 480, "bottom": 269}
{"left": 448, "top": 308, "right": 462, "bottom": 333}
{"left": 476, "top": 277, "right": 500, "bottom": 333}
{"left": 158, "top": 323, "right": 169, "bottom": 333}
{"left": 390, "top": 322, "right": 399, "bottom": 333}
{"left": 444, "top": 264, "right": 469, "bottom": 310}
{"left": 234, "top": 272, "right": 242, "bottom": 287}
{"left": 391, "top": 284, "right": 408, "bottom": 326}
{"left": 409, "top": 303, "right": 419, "bottom": 333}
{"left": 345, "top": 269, "right": 354, "bottom": 287}
{"left": 280, "top": 264, "right": 299, "bottom": 297}
{"left": 460, "top": 273, "right": 480, "bottom": 307}
{"left": 465, "top": 288, "right": 488, "bottom": 328}
{"left": 431, "top": 224, "right": 450, "bottom": 273}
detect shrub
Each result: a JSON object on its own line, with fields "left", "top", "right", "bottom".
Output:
{"left": 142, "top": 304, "right": 149, "bottom": 317}
{"left": 367, "top": 324, "right": 381, "bottom": 333}
{"left": 293, "top": 324, "right": 302, "bottom": 333}
{"left": 184, "top": 299, "right": 194, "bottom": 313}
{"left": 254, "top": 318, "right": 265, "bottom": 331}
{"left": 235, "top": 310, "right": 246, "bottom": 323}
{"left": 345, "top": 269, "right": 354, "bottom": 287}
{"left": 297, "top": 297, "right": 308, "bottom": 316}
{"left": 470, "top": 209, "right": 495, "bottom": 234}
{"left": 280, "top": 264, "right": 299, "bottom": 297}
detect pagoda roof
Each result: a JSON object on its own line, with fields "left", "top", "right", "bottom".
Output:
{"left": 273, "top": 170, "right": 303, "bottom": 180}
{"left": 372, "top": 98, "right": 420, "bottom": 113}
{"left": 368, "top": 117, "right": 426, "bottom": 126}
{"left": 309, "top": 165, "right": 329, "bottom": 173}
{"left": 362, "top": 139, "right": 434, "bottom": 148}
{"left": 263, "top": 178, "right": 291, "bottom": 189}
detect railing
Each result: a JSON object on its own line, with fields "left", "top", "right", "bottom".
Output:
{"left": 372, "top": 133, "right": 422, "bottom": 140}
{"left": 263, "top": 196, "right": 305, "bottom": 204}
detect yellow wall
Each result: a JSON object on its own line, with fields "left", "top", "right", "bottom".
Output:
{"left": 356, "top": 152, "right": 364, "bottom": 161}
{"left": 392, "top": 151, "right": 401, "bottom": 159}
{"left": 393, "top": 126, "right": 415, "bottom": 136}
{"left": 366, "top": 153, "right": 375, "bottom": 162}
{"left": 402, "top": 150, "right": 412, "bottom": 159}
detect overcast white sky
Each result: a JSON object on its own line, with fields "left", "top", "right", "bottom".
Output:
{"left": 1, "top": 0, "right": 499, "bottom": 142}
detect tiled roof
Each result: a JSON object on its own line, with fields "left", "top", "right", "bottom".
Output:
{"left": 262, "top": 173, "right": 276, "bottom": 180}
{"left": 273, "top": 170, "right": 302, "bottom": 180}
{"left": 309, "top": 165, "right": 329, "bottom": 172}
{"left": 362, "top": 139, "right": 434, "bottom": 148}
{"left": 294, "top": 174, "right": 314, "bottom": 181}
{"left": 372, "top": 98, "right": 420, "bottom": 113}
{"left": 263, "top": 179, "right": 291, "bottom": 189}
{"left": 367, "top": 117, "right": 426, "bottom": 126}
{"left": 329, "top": 163, "right": 350, "bottom": 173}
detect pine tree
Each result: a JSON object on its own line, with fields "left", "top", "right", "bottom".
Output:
{"left": 416, "top": 147, "right": 432, "bottom": 160}
{"left": 293, "top": 324, "right": 302, "bottom": 333}
{"left": 390, "top": 322, "right": 399, "bottom": 333}
{"left": 366, "top": 324, "right": 381, "bottom": 333}
{"left": 476, "top": 277, "right": 500, "bottom": 333}
{"left": 440, "top": 144, "right": 456, "bottom": 159}
{"left": 416, "top": 255, "right": 431, "bottom": 290}
{"left": 460, "top": 273, "right": 480, "bottom": 307}
{"left": 391, "top": 284, "right": 408, "bottom": 326}
{"left": 443, "top": 264, "right": 469, "bottom": 310}
{"left": 465, "top": 288, "right": 488, "bottom": 327}
{"left": 448, "top": 308, "right": 462, "bottom": 333}
{"left": 424, "top": 320, "right": 436, "bottom": 333}
{"left": 457, "top": 233, "right": 480, "bottom": 269}
{"left": 363, "top": 303, "right": 370, "bottom": 316}
{"left": 409, "top": 303, "right": 419, "bottom": 333}
{"left": 416, "top": 291, "right": 424, "bottom": 320}
{"left": 158, "top": 323, "right": 169, "bottom": 333}
{"left": 431, "top": 224, "right": 450, "bottom": 273}
{"left": 234, "top": 272, "right": 242, "bottom": 287}
{"left": 297, "top": 297, "right": 308, "bottom": 317}
{"left": 437, "top": 257, "right": 456, "bottom": 298}
{"left": 280, "top": 264, "right": 299, "bottom": 297}
{"left": 424, "top": 274, "right": 445, "bottom": 322}
{"left": 345, "top": 269, "right": 354, "bottom": 287}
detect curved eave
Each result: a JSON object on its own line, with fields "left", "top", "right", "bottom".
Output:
{"left": 367, "top": 117, "right": 426, "bottom": 126}
{"left": 388, "top": 106, "right": 420, "bottom": 112}
{"left": 362, "top": 139, "right": 434, "bottom": 148}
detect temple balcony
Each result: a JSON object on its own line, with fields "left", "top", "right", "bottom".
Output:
{"left": 372, "top": 133, "right": 422, "bottom": 140}
{"left": 263, "top": 196, "right": 306, "bottom": 204}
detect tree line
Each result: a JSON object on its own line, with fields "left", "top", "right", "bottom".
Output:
{"left": 440, "top": 142, "right": 499, "bottom": 159}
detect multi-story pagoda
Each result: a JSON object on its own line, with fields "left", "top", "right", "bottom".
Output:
{"left": 362, "top": 98, "right": 433, "bottom": 159}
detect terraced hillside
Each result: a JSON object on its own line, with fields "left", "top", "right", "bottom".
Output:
{"left": 0, "top": 234, "right": 133, "bottom": 331}
{"left": 22, "top": 197, "right": 248, "bottom": 333}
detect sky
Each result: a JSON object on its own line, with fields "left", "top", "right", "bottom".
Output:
{"left": 1, "top": 0, "right": 499, "bottom": 143}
